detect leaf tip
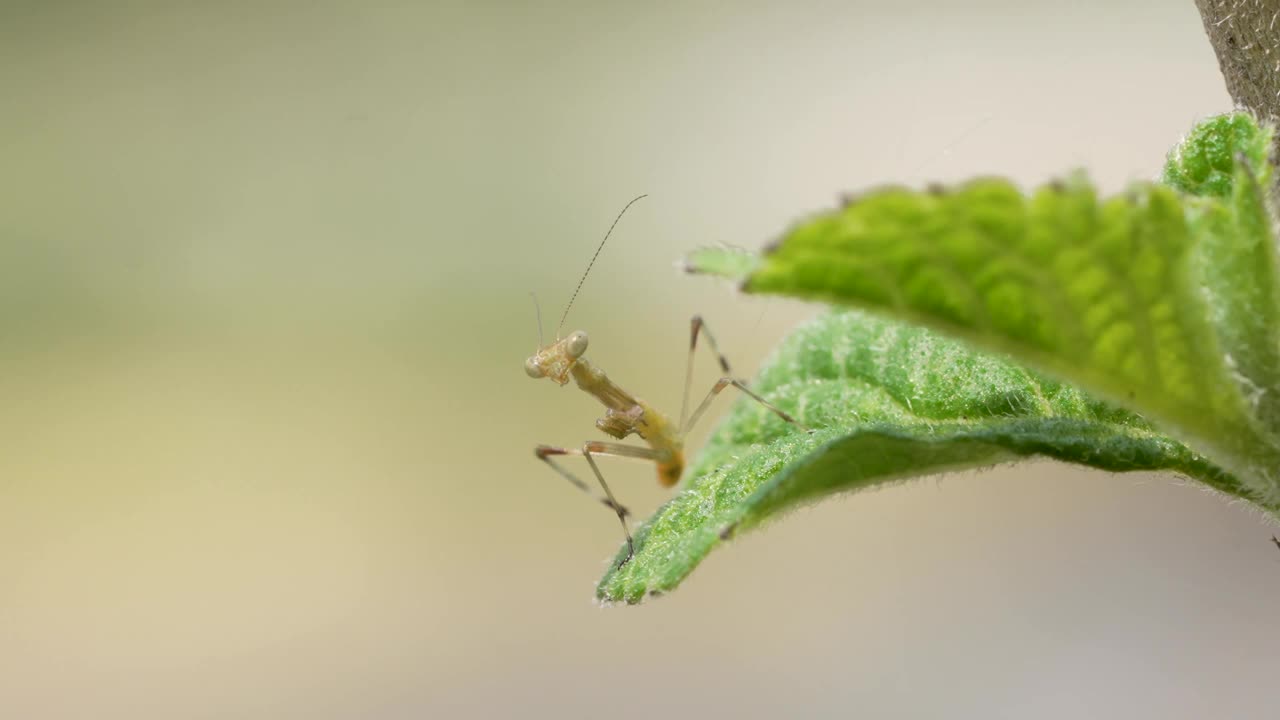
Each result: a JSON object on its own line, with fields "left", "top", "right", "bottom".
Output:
{"left": 1162, "top": 112, "right": 1272, "bottom": 197}
{"left": 595, "top": 576, "right": 657, "bottom": 606}
{"left": 682, "top": 245, "right": 761, "bottom": 282}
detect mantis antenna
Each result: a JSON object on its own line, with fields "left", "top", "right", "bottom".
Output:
{"left": 530, "top": 292, "right": 544, "bottom": 349}
{"left": 555, "top": 194, "right": 648, "bottom": 339}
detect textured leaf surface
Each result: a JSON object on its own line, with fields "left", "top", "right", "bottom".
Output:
{"left": 730, "top": 115, "right": 1280, "bottom": 506}
{"left": 596, "top": 311, "right": 1245, "bottom": 604}
{"left": 1164, "top": 114, "right": 1280, "bottom": 434}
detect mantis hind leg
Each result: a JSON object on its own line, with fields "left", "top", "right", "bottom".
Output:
{"left": 680, "top": 314, "right": 810, "bottom": 435}
{"left": 534, "top": 441, "right": 668, "bottom": 567}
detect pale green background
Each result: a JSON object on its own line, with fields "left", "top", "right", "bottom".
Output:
{"left": 2, "top": 1, "right": 1278, "bottom": 718}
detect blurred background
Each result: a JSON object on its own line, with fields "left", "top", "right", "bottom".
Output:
{"left": 2, "top": 1, "right": 1278, "bottom": 717}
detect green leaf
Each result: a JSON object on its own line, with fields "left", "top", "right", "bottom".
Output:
{"left": 682, "top": 245, "right": 760, "bottom": 279}
{"left": 1165, "top": 114, "right": 1280, "bottom": 436}
{"left": 600, "top": 114, "right": 1280, "bottom": 605}
{"left": 724, "top": 114, "right": 1280, "bottom": 507}
{"left": 1163, "top": 112, "right": 1271, "bottom": 199}
{"left": 596, "top": 311, "right": 1249, "bottom": 604}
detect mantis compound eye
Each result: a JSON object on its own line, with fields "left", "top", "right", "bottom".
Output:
{"left": 524, "top": 356, "right": 544, "bottom": 378}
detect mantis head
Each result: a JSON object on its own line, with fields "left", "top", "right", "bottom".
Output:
{"left": 524, "top": 331, "right": 588, "bottom": 386}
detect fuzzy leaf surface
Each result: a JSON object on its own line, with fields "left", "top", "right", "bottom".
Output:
{"left": 596, "top": 311, "right": 1244, "bottom": 604}
{"left": 727, "top": 115, "right": 1280, "bottom": 505}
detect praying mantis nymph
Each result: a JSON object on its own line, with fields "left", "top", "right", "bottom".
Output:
{"left": 524, "top": 195, "right": 806, "bottom": 567}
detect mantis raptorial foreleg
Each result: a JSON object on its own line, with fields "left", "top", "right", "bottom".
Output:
{"left": 535, "top": 441, "right": 671, "bottom": 566}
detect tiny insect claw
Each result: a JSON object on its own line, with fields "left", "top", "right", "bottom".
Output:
{"left": 615, "top": 539, "right": 636, "bottom": 569}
